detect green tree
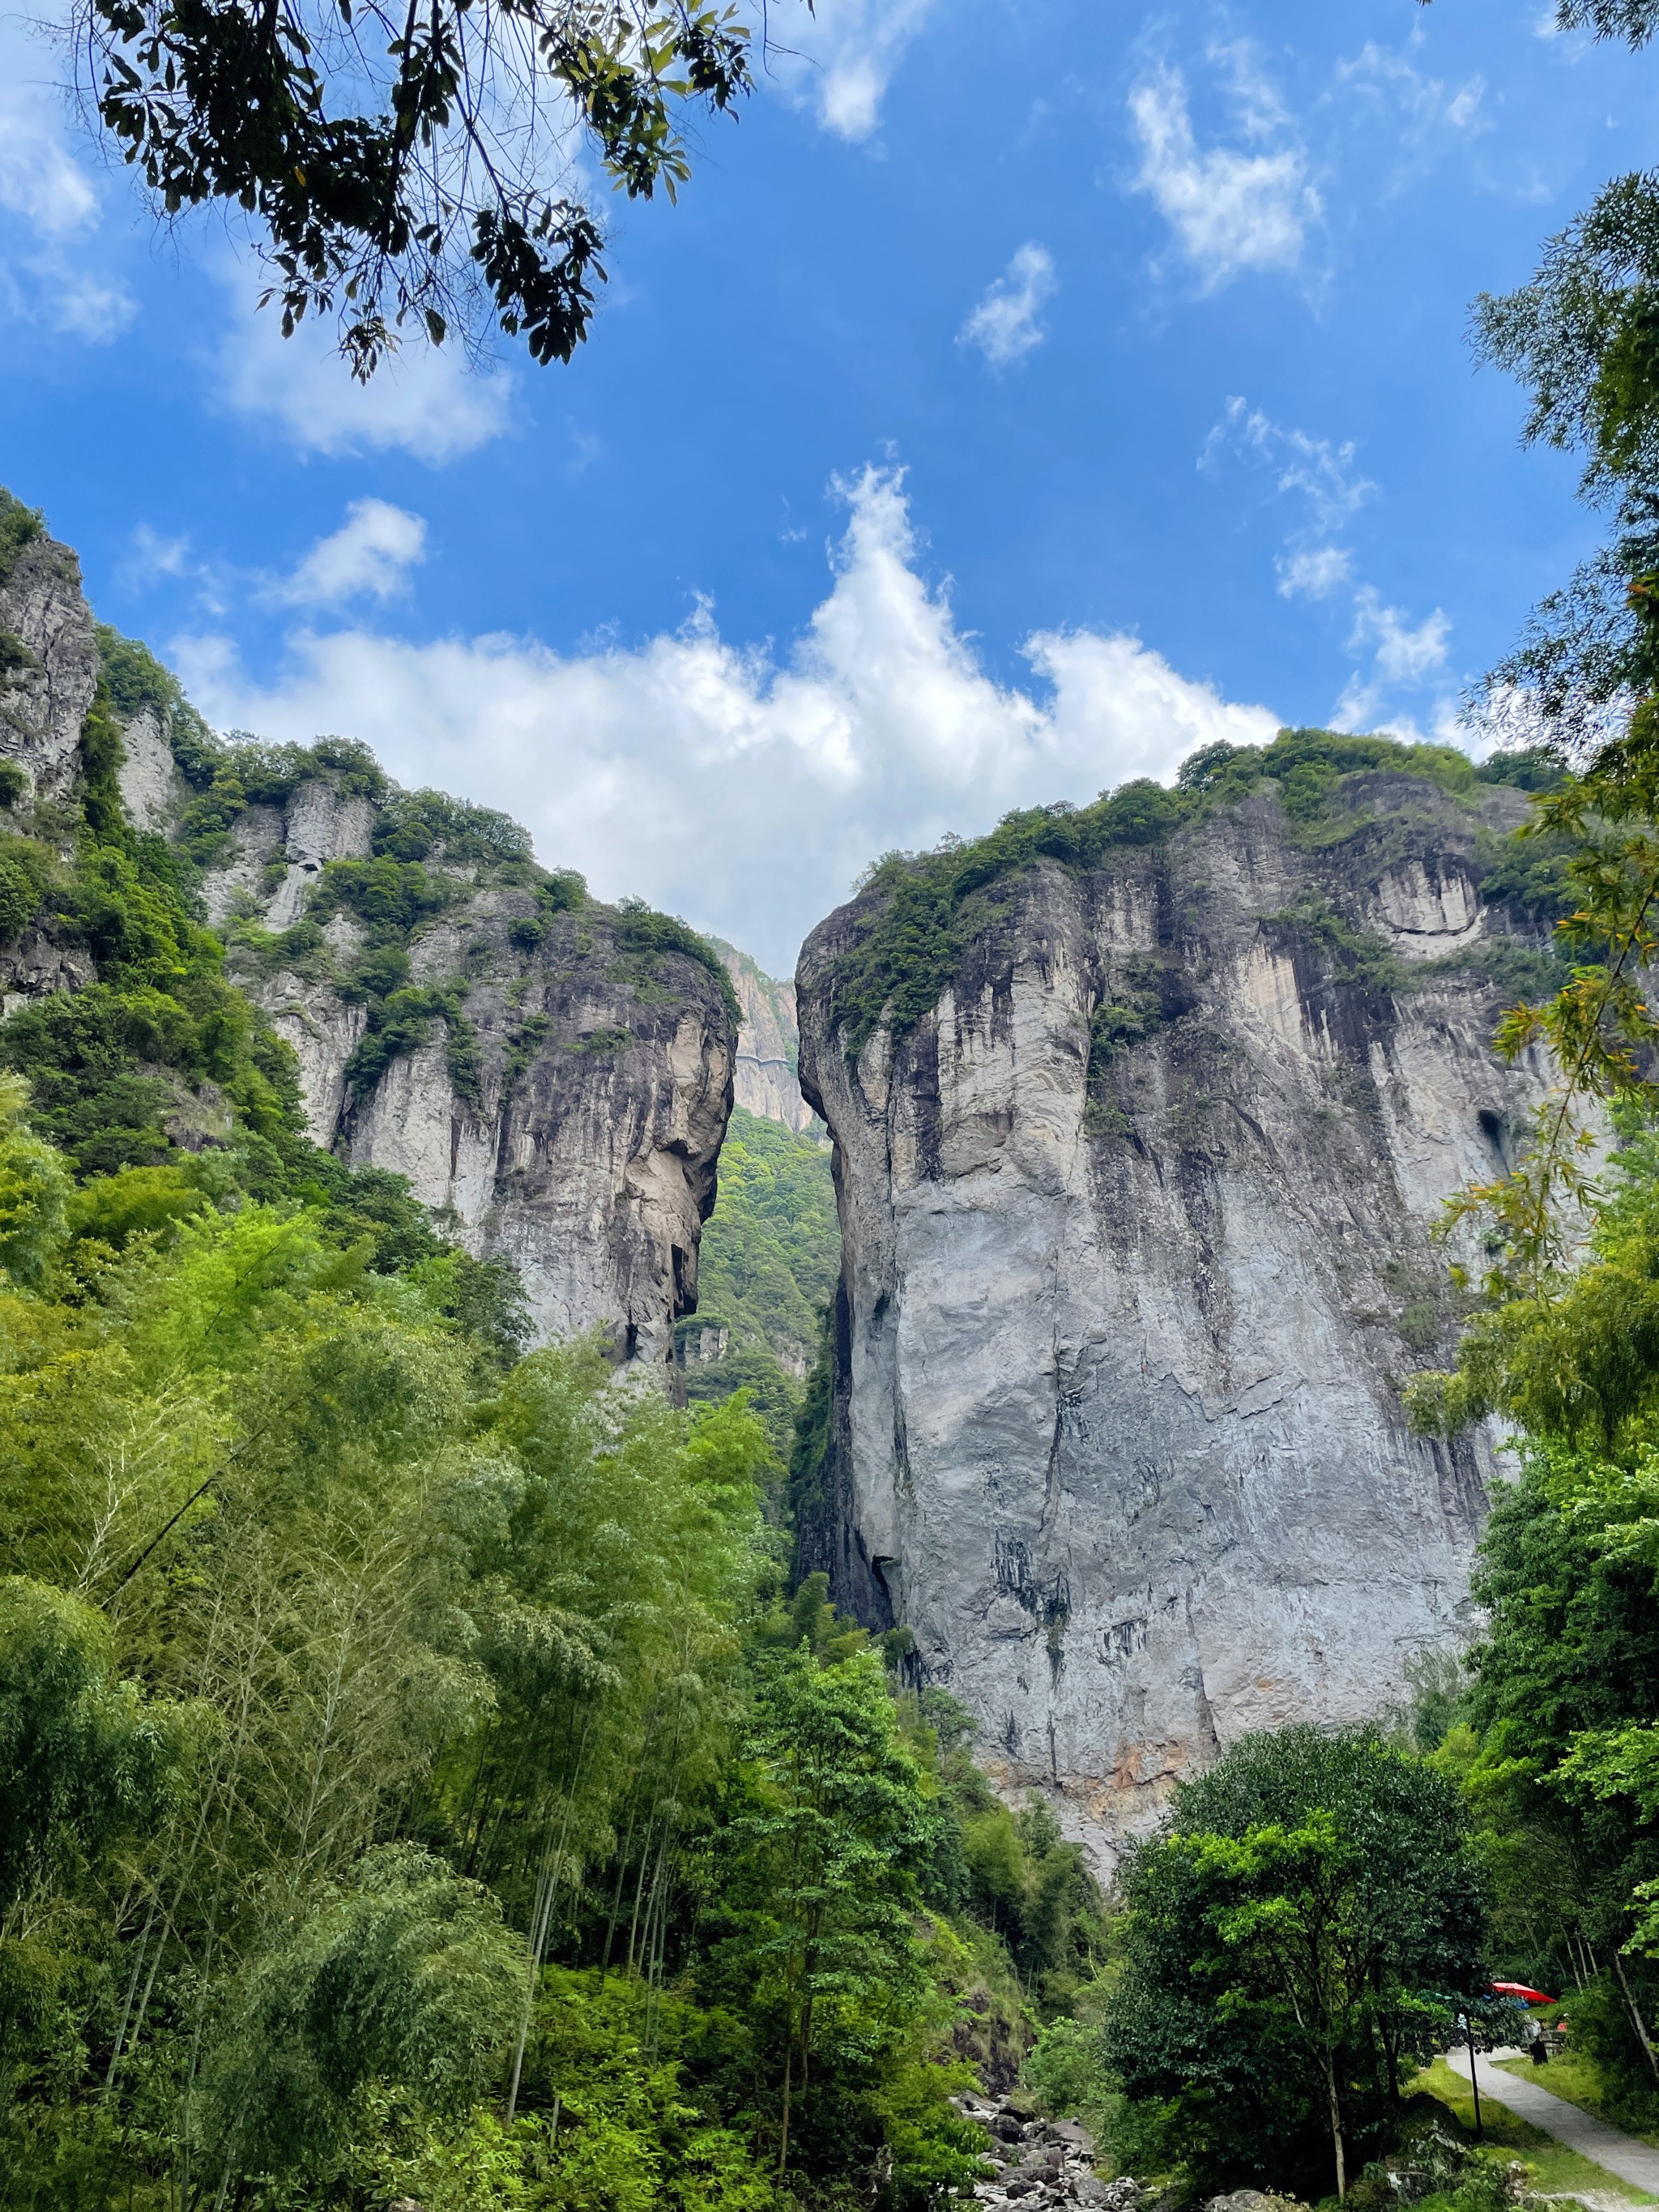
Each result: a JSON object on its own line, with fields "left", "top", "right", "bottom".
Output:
{"left": 196, "top": 1845, "right": 522, "bottom": 2198}
{"left": 0, "top": 1078, "right": 69, "bottom": 1287}
{"left": 1423, "top": 1439, "right": 1659, "bottom": 2112}
{"left": 706, "top": 1642, "right": 941, "bottom": 2179}
{"left": 1106, "top": 1727, "right": 1485, "bottom": 2201}
{"left": 79, "top": 0, "right": 801, "bottom": 374}
{"left": 0, "top": 1578, "right": 173, "bottom": 1916}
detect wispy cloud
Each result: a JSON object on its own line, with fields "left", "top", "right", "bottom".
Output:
{"left": 1276, "top": 544, "right": 1354, "bottom": 601}
{"left": 176, "top": 469, "right": 1278, "bottom": 973}
{"left": 1128, "top": 55, "right": 1320, "bottom": 289}
{"left": 1202, "top": 398, "right": 1448, "bottom": 730}
{"left": 1335, "top": 41, "right": 1486, "bottom": 140}
{"left": 120, "top": 524, "right": 194, "bottom": 589}
{"left": 0, "top": 20, "right": 135, "bottom": 340}
{"left": 1350, "top": 587, "right": 1451, "bottom": 685}
{"left": 958, "top": 244, "right": 1057, "bottom": 369}
{"left": 774, "top": 0, "right": 937, "bottom": 140}
{"left": 1201, "top": 395, "right": 1372, "bottom": 591}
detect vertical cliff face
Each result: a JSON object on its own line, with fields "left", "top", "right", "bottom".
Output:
{"left": 207, "top": 792, "right": 735, "bottom": 1366}
{"left": 0, "top": 506, "right": 98, "bottom": 806}
{"left": 796, "top": 772, "right": 1558, "bottom": 1869}
{"left": 716, "top": 941, "right": 816, "bottom": 1132}
{"left": 0, "top": 504, "right": 736, "bottom": 1373}
{"left": 0, "top": 513, "right": 100, "bottom": 1009}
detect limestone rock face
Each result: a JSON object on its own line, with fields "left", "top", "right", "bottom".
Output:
{"left": 795, "top": 781, "right": 1556, "bottom": 1871}
{"left": 199, "top": 793, "right": 734, "bottom": 1370}
{"left": 116, "top": 712, "right": 190, "bottom": 832}
{"left": 0, "top": 524, "right": 97, "bottom": 802}
{"left": 717, "top": 941, "right": 816, "bottom": 1131}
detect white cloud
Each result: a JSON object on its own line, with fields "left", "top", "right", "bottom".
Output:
{"left": 1205, "top": 396, "right": 1369, "bottom": 606}
{"left": 1335, "top": 41, "right": 1486, "bottom": 139}
{"left": 1204, "top": 398, "right": 1452, "bottom": 728}
{"left": 772, "top": 0, "right": 938, "bottom": 139}
{"left": 1334, "top": 591, "right": 1453, "bottom": 731}
{"left": 1277, "top": 544, "right": 1354, "bottom": 601}
{"left": 174, "top": 468, "right": 1278, "bottom": 973}
{"left": 121, "top": 524, "right": 193, "bottom": 587}
{"left": 1204, "top": 395, "right": 1372, "bottom": 534}
{"left": 215, "top": 262, "right": 514, "bottom": 462}
{"left": 958, "top": 244, "right": 1056, "bottom": 369}
{"left": 1349, "top": 586, "right": 1451, "bottom": 685}
{"left": 1128, "top": 62, "right": 1320, "bottom": 288}
{"left": 272, "top": 501, "right": 428, "bottom": 609}
{"left": 1208, "top": 37, "right": 1294, "bottom": 140}
{"left": 0, "top": 19, "right": 136, "bottom": 339}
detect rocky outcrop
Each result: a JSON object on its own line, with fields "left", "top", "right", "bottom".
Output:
{"left": 0, "top": 514, "right": 97, "bottom": 804}
{"left": 0, "top": 504, "right": 736, "bottom": 1375}
{"left": 200, "top": 791, "right": 734, "bottom": 1369}
{"left": 796, "top": 777, "right": 1558, "bottom": 1872}
{"left": 116, "top": 711, "right": 190, "bottom": 832}
{"left": 716, "top": 940, "right": 816, "bottom": 1132}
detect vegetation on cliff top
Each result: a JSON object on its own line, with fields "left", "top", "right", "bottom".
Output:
{"left": 821, "top": 727, "right": 1563, "bottom": 1064}
{"left": 0, "top": 579, "right": 740, "bottom": 1156}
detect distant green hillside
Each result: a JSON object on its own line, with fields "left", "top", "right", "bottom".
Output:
{"left": 679, "top": 1105, "right": 838, "bottom": 1453}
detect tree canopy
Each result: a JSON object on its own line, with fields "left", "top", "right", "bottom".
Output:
{"left": 1104, "top": 1728, "right": 1485, "bottom": 2203}
{"left": 77, "top": 0, "right": 801, "bottom": 373}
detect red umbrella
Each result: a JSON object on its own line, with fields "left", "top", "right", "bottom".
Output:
{"left": 1491, "top": 1981, "right": 1556, "bottom": 2005}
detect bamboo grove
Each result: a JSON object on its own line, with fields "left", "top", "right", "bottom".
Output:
{"left": 0, "top": 1073, "right": 1102, "bottom": 2210}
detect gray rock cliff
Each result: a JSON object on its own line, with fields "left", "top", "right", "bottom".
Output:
{"left": 205, "top": 796, "right": 735, "bottom": 1369}
{"left": 0, "top": 505, "right": 736, "bottom": 1374}
{"left": 795, "top": 771, "right": 1559, "bottom": 1871}
{"left": 715, "top": 939, "right": 817, "bottom": 1132}
{"left": 0, "top": 508, "right": 98, "bottom": 805}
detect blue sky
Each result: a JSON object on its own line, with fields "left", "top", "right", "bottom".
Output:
{"left": 0, "top": 0, "right": 1649, "bottom": 971}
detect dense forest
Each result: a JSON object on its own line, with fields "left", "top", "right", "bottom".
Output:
{"left": 21, "top": 0, "right": 1659, "bottom": 2189}
{"left": 0, "top": 508, "right": 1103, "bottom": 2209}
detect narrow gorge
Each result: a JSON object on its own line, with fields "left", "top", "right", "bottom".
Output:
{"left": 0, "top": 489, "right": 1570, "bottom": 1875}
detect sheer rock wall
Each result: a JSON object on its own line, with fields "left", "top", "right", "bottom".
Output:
{"left": 717, "top": 940, "right": 817, "bottom": 1132}
{"left": 201, "top": 796, "right": 734, "bottom": 1368}
{"left": 795, "top": 779, "right": 1555, "bottom": 1870}
{"left": 0, "top": 524, "right": 98, "bottom": 805}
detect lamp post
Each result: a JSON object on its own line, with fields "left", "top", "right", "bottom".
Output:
{"left": 1456, "top": 2011, "right": 1484, "bottom": 2139}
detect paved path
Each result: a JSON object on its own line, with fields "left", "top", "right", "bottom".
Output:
{"left": 1444, "top": 2048, "right": 1659, "bottom": 2195}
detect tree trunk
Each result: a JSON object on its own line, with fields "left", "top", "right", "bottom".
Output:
{"left": 1325, "top": 2054, "right": 1347, "bottom": 2201}
{"left": 778, "top": 2044, "right": 792, "bottom": 2178}
{"left": 1612, "top": 1945, "right": 1659, "bottom": 2086}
